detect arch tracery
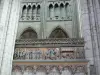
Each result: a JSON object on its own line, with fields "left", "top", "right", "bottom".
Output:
{"left": 49, "top": 27, "right": 69, "bottom": 38}
{"left": 49, "top": 4, "right": 54, "bottom": 18}
{"left": 37, "top": 5, "right": 41, "bottom": 16}
{"left": 21, "top": 3, "right": 41, "bottom": 21}
{"left": 20, "top": 27, "right": 38, "bottom": 39}
{"left": 60, "top": 3, "right": 65, "bottom": 18}
{"left": 12, "top": 1, "right": 87, "bottom": 75}
{"left": 54, "top": 3, "right": 59, "bottom": 18}
{"left": 22, "top": 5, "right": 27, "bottom": 19}
{"left": 27, "top": 5, "right": 32, "bottom": 19}
{"left": 47, "top": 2, "right": 71, "bottom": 20}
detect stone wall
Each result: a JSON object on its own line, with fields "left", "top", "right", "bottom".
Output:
{"left": 16, "top": 0, "right": 79, "bottom": 39}
{"left": 0, "top": 0, "right": 100, "bottom": 75}
{"left": 0, "top": 0, "right": 13, "bottom": 73}
{"left": 0, "top": 0, "right": 21, "bottom": 75}
{"left": 79, "top": 0, "right": 100, "bottom": 75}
{"left": 86, "top": 0, "right": 100, "bottom": 75}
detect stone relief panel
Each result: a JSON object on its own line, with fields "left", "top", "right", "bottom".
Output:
{"left": 19, "top": 0, "right": 72, "bottom": 21}
{"left": 12, "top": 64, "right": 87, "bottom": 75}
{"left": 13, "top": 47, "right": 85, "bottom": 60}
{"left": 23, "top": 66, "right": 33, "bottom": 75}
{"left": 20, "top": 2, "right": 41, "bottom": 21}
{"left": 12, "top": 66, "right": 22, "bottom": 75}
{"left": 47, "top": 1, "right": 72, "bottom": 21}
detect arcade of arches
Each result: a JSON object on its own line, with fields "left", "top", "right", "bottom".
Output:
{"left": 20, "top": 27, "right": 69, "bottom": 39}
{"left": 12, "top": 0, "right": 88, "bottom": 75}
{"left": 12, "top": 27, "right": 87, "bottom": 75}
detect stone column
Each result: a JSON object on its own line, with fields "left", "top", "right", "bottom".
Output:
{"left": 95, "top": 0, "right": 100, "bottom": 73}
{"left": 0, "top": 0, "right": 13, "bottom": 71}
{"left": 0, "top": 0, "right": 21, "bottom": 75}
{"left": 78, "top": 0, "right": 94, "bottom": 63}
{"left": 40, "top": 0, "right": 46, "bottom": 39}
{"left": 77, "top": 0, "right": 94, "bottom": 75}
{"left": 72, "top": 0, "right": 79, "bottom": 38}
{"left": 87, "top": 0, "right": 100, "bottom": 75}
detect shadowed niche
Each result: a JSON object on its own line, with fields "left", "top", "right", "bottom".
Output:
{"left": 20, "top": 27, "right": 37, "bottom": 39}
{"left": 49, "top": 27, "right": 69, "bottom": 38}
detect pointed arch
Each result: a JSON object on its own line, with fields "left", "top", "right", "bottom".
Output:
{"left": 32, "top": 5, "right": 36, "bottom": 17}
{"left": 49, "top": 27, "right": 69, "bottom": 38}
{"left": 54, "top": 3, "right": 59, "bottom": 18}
{"left": 49, "top": 4, "right": 53, "bottom": 17}
{"left": 65, "top": 3, "right": 69, "bottom": 8}
{"left": 65, "top": 3, "right": 69, "bottom": 17}
{"left": 60, "top": 3, "right": 65, "bottom": 17}
{"left": 37, "top": 5, "right": 41, "bottom": 15}
{"left": 27, "top": 5, "right": 32, "bottom": 17}
{"left": 22, "top": 5, "right": 27, "bottom": 17}
{"left": 20, "top": 27, "right": 38, "bottom": 39}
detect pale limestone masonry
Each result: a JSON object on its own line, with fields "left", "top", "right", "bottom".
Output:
{"left": 0, "top": 0, "right": 100, "bottom": 75}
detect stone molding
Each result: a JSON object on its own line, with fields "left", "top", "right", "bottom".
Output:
{"left": 15, "top": 38, "right": 84, "bottom": 47}
{"left": 12, "top": 64, "right": 88, "bottom": 75}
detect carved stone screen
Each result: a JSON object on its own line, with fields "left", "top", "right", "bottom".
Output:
{"left": 13, "top": 47, "right": 85, "bottom": 60}
{"left": 13, "top": 47, "right": 87, "bottom": 75}
{"left": 13, "top": 48, "right": 60, "bottom": 60}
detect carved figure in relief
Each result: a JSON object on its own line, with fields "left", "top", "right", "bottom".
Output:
{"left": 74, "top": 66, "right": 85, "bottom": 75}
{"left": 13, "top": 51, "right": 18, "bottom": 59}
{"left": 36, "top": 66, "right": 46, "bottom": 75}
{"left": 32, "top": 50, "right": 35, "bottom": 59}
{"left": 23, "top": 67, "right": 33, "bottom": 75}
{"left": 34, "top": 50, "right": 37, "bottom": 59}
{"left": 25, "top": 51, "right": 30, "bottom": 59}
{"left": 49, "top": 67, "right": 59, "bottom": 75}
{"left": 22, "top": 50, "right": 26, "bottom": 59}
{"left": 29, "top": 50, "right": 33, "bottom": 59}
{"left": 33, "top": 66, "right": 37, "bottom": 74}
{"left": 20, "top": 51, "right": 23, "bottom": 59}
{"left": 76, "top": 51, "right": 80, "bottom": 59}
{"left": 18, "top": 51, "right": 21, "bottom": 59}
{"left": 50, "top": 49, "right": 55, "bottom": 59}
{"left": 36, "top": 49, "right": 42, "bottom": 59}
{"left": 55, "top": 48, "right": 60, "bottom": 59}
{"left": 12, "top": 67, "right": 22, "bottom": 75}
{"left": 36, "top": 71, "right": 46, "bottom": 75}
{"left": 61, "top": 68, "right": 71, "bottom": 75}
{"left": 19, "top": 51, "right": 25, "bottom": 59}
{"left": 46, "top": 49, "right": 50, "bottom": 59}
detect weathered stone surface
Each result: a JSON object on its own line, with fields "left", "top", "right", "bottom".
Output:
{"left": 0, "top": 0, "right": 100, "bottom": 75}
